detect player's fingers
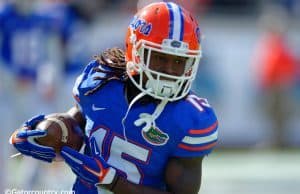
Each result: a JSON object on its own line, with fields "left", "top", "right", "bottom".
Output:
{"left": 70, "top": 167, "right": 83, "bottom": 179}
{"left": 9, "top": 131, "right": 26, "bottom": 144}
{"left": 25, "top": 115, "right": 45, "bottom": 126}
{"left": 26, "top": 136, "right": 55, "bottom": 152}
{"left": 31, "top": 154, "right": 53, "bottom": 163}
{"left": 16, "top": 129, "right": 46, "bottom": 138}
{"left": 61, "top": 146, "right": 85, "bottom": 165}
{"left": 14, "top": 146, "right": 54, "bottom": 160}
{"left": 61, "top": 151, "right": 93, "bottom": 182}
{"left": 26, "top": 129, "right": 47, "bottom": 138}
{"left": 61, "top": 153, "right": 82, "bottom": 171}
{"left": 14, "top": 147, "right": 31, "bottom": 156}
{"left": 31, "top": 149, "right": 56, "bottom": 158}
{"left": 14, "top": 142, "right": 56, "bottom": 158}
{"left": 90, "top": 137, "right": 101, "bottom": 156}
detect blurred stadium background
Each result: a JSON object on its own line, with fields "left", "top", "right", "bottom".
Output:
{"left": 0, "top": 0, "right": 299, "bottom": 193}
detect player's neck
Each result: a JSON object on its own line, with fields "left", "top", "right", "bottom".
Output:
{"left": 124, "top": 80, "right": 159, "bottom": 105}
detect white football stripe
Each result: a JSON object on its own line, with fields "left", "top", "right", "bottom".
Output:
{"left": 169, "top": 3, "right": 182, "bottom": 40}
{"left": 182, "top": 130, "right": 218, "bottom": 145}
{"left": 46, "top": 117, "right": 68, "bottom": 143}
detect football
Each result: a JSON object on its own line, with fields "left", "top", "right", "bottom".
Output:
{"left": 34, "top": 113, "right": 84, "bottom": 158}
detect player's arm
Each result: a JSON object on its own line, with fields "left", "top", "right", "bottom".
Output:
{"left": 165, "top": 156, "right": 203, "bottom": 193}
{"left": 9, "top": 114, "right": 56, "bottom": 162}
{"left": 62, "top": 138, "right": 203, "bottom": 194}
{"left": 110, "top": 156, "right": 203, "bottom": 194}
{"left": 66, "top": 105, "right": 86, "bottom": 131}
{"left": 9, "top": 104, "right": 85, "bottom": 162}
{"left": 62, "top": 138, "right": 173, "bottom": 194}
{"left": 108, "top": 177, "right": 172, "bottom": 194}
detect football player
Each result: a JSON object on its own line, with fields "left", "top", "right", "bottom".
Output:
{"left": 10, "top": 2, "right": 218, "bottom": 194}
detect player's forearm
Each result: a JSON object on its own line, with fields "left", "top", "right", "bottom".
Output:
{"left": 105, "top": 176, "right": 172, "bottom": 194}
{"left": 66, "top": 106, "right": 86, "bottom": 130}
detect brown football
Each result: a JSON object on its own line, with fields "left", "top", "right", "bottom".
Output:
{"left": 34, "top": 113, "right": 84, "bottom": 158}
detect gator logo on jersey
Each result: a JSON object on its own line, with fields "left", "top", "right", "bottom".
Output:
{"left": 141, "top": 125, "right": 169, "bottom": 146}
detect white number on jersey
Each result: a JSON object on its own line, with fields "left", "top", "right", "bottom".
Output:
{"left": 187, "top": 94, "right": 211, "bottom": 112}
{"left": 91, "top": 127, "right": 150, "bottom": 184}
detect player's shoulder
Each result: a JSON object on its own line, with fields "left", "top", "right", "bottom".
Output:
{"left": 169, "top": 93, "right": 218, "bottom": 157}
{"left": 72, "top": 60, "right": 100, "bottom": 98}
{"left": 174, "top": 93, "right": 217, "bottom": 126}
{"left": 72, "top": 60, "right": 123, "bottom": 101}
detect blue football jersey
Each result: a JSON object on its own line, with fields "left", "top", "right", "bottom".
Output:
{"left": 72, "top": 60, "right": 218, "bottom": 192}
{"left": 0, "top": 4, "right": 57, "bottom": 80}
{"left": 0, "top": 3, "right": 87, "bottom": 79}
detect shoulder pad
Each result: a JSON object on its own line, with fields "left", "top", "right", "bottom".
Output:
{"left": 172, "top": 94, "right": 218, "bottom": 157}
{"left": 72, "top": 60, "right": 117, "bottom": 99}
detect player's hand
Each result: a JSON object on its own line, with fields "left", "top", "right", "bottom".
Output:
{"left": 9, "top": 115, "right": 56, "bottom": 162}
{"left": 61, "top": 137, "right": 116, "bottom": 186}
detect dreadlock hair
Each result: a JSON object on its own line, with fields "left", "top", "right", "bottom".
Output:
{"left": 84, "top": 47, "right": 128, "bottom": 96}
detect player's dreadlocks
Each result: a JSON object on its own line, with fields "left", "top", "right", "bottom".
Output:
{"left": 84, "top": 47, "right": 128, "bottom": 96}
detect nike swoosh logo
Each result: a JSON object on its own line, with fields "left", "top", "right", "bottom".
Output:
{"left": 92, "top": 104, "right": 106, "bottom": 111}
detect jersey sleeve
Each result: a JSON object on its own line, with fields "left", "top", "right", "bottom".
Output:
{"left": 172, "top": 95, "right": 218, "bottom": 157}
{"left": 72, "top": 60, "right": 96, "bottom": 106}
{"left": 72, "top": 60, "right": 114, "bottom": 105}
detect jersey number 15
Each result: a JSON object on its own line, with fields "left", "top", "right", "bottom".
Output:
{"left": 91, "top": 127, "right": 151, "bottom": 184}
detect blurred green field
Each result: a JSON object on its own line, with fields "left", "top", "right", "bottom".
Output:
{"left": 5, "top": 149, "right": 300, "bottom": 194}
{"left": 202, "top": 149, "right": 300, "bottom": 194}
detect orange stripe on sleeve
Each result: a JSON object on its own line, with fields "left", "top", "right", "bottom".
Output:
{"left": 188, "top": 121, "right": 218, "bottom": 135}
{"left": 178, "top": 141, "right": 217, "bottom": 151}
